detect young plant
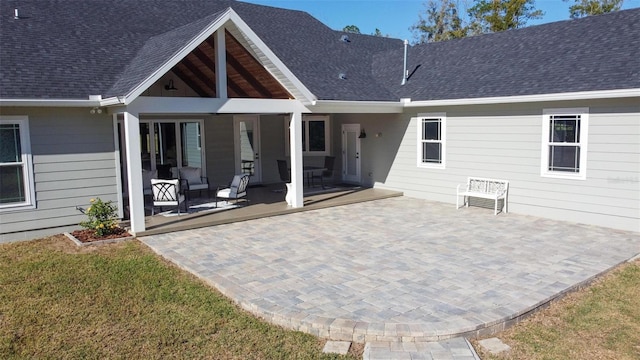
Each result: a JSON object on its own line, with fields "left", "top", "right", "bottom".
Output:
{"left": 79, "top": 198, "right": 119, "bottom": 237}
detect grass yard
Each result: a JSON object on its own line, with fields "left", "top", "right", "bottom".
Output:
{"left": 473, "top": 259, "right": 640, "bottom": 360}
{"left": 0, "top": 235, "right": 361, "bottom": 359}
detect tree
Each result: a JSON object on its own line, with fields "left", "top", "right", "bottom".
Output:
{"left": 342, "top": 25, "right": 361, "bottom": 34}
{"left": 411, "top": 0, "right": 469, "bottom": 43}
{"left": 564, "top": 0, "right": 623, "bottom": 18}
{"left": 372, "top": 28, "right": 384, "bottom": 37}
{"left": 467, "top": 0, "right": 543, "bottom": 34}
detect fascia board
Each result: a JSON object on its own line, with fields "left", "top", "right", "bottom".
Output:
{"left": 228, "top": 11, "right": 317, "bottom": 105}
{"left": 404, "top": 88, "right": 640, "bottom": 107}
{"left": 310, "top": 100, "right": 403, "bottom": 114}
{"left": 122, "top": 9, "right": 233, "bottom": 105}
{"left": 127, "top": 96, "right": 310, "bottom": 114}
{"left": 0, "top": 99, "right": 102, "bottom": 107}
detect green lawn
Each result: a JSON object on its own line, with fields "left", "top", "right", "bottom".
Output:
{"left": 473, "top": 259, "right": 640, "bottom": 360}
{"left": 0, "top": 236, "right": 360, "bottom": 359}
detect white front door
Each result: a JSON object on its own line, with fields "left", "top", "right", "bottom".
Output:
{"left": 342, "top": 124, "right": 361, "bottom": 184}
{"left": 234, "top": 115, "right": 261, "bottom": 183}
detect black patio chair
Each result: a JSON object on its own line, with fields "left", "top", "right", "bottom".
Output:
{"left": 310, "top": 156, "right": 335, "bottom": 189}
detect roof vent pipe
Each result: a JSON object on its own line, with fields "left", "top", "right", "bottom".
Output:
{"left": 401, "top": 39, "right": 408, "bottom": 85}
{"left": 14, "top": 9, "right": 19, "bottom": 19}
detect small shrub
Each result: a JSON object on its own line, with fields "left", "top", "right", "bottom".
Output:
{"left": 79, "top": 198, "right": 119, "bottom": 237}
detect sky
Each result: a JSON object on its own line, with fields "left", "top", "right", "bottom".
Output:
{"left": 243, "top": 0, "right": 640, "bottom": 41}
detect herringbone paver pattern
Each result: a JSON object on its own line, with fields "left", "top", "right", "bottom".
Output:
{"left": 141, "top": 197, "right": 639, "bottom": 348}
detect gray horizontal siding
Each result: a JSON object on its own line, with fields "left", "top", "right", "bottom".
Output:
{"left": 0, "top": 107, "right": 118, "bottom": 239}
{"left": 204, "top": 115, "right": 236, "bottom": 185}
{"left": 376, "top": 99, "right": 640, "bottom": 232}
{"left": 34, "top": 158, "right": 115, "bottom": 173}
{"left": 260, "top": 115, "right": 287, "bottom": 184}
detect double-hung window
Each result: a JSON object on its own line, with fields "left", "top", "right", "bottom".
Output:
{"left": 0, "top": 116, "right": 35, "bottom": 209}
{"left": 285, "top": 115, "right": 330, "bottom": 156}
{"left": 417, "top": 113, "right": 446, "bottom": 169}
{"left": 541, "top": 108, "right": 588, "bottom": 179}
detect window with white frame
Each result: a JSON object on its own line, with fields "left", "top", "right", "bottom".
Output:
{"left": 0, "top": 116, "right": 35, "bottom": 209}
{"left": 541, "top": 108, "right": 588, "bottom": 179}
{"left": 417, "top": 114, "right": 446, "bottom": 169}
{"left": 285, "top": 115, "right": 330, "bottom": 155}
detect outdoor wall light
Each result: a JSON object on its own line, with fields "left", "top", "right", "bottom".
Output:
{"left": 164, "top": 79, "right": 178, "bottom": 91}
{"left": 358, "top": 129, "right": 367, "bottom": 138}
{"left": 89, "top": 107, "right": 103, "bottom": 114}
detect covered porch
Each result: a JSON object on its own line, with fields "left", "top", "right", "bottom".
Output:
{"left": 109, "top": 10, "right": 402, "bottom": 235}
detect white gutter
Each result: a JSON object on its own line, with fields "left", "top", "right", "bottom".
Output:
{"left": 0, "top": 96, "right": 125, "bottom": 107}
{"left": 2, "top": 89, "right": 636, "bottom": 110}
{"left": 0, "top": 99, "right": 102, "bottom": 107}
{"left": 100, "top": 96, "right": 126, "bottom": 106}
{"left": 404, "top": 88, "right": 640, "bottom": 107}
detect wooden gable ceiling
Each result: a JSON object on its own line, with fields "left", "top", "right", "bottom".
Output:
{"left": 169, "top": 30, "right": 292, "bottom": 99}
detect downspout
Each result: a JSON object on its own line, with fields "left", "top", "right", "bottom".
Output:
{"left": 401, "top": 39, "right": 408, "bottom": 85}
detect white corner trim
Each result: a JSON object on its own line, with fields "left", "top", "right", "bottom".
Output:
{"left": 404, "top": 88, "right": 640, "bottom": 107}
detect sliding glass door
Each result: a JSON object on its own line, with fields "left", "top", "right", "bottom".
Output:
{"left": 118, "top": 119, "right": 205, "bottom": 194}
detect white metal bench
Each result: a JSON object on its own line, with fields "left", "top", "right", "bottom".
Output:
{"left": 456, "top": 177, "right": 509, "bottom": 215}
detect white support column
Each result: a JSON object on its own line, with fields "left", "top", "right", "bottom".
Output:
{"left": 289, "top": 111, "right": 304, "bottom": 208}
{"left": 215, "top": 28, "right": 228, "bottom": 99}
{"left": 123, "top": 111, "right": 146, "bottom": 234}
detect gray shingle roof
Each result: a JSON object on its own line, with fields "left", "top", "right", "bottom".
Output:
{"left": 0, "top": 0, "right": 230, "bottom": 99}
{"left": 1, "top": 1, "right": 638, "bottom": 102}
{"left": 374, "top": 7, "right": 640, "bottom": 101}
{"left": 0, "top": 0, "right": 402, "bottom": 101}
{"left": 230, "top": 2, "right": 403, "bottom": 101}
{"left": 106, "top": 10, "right": 228, "bottom": 98}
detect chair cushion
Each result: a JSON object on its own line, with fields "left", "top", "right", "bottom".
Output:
{"left": 179, "top": 167, "right": 203, "bottom": 185}
{"left": 151, "top": 179, "right": 181, "bottom": 202}
{"left": 216, "top": 188, "right": 231, "bottom": 198}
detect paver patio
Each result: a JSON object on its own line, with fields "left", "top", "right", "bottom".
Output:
{"left": 140, "top": 197, "right": 639, "bottom": 343}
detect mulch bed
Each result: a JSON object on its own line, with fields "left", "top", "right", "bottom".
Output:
{"left": 70, "top": 228, "right": 132, "bottom": 243}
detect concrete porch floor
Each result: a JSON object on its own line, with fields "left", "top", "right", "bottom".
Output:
{"left": 139, "top": 196, "right": 639, "bottom": 355}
